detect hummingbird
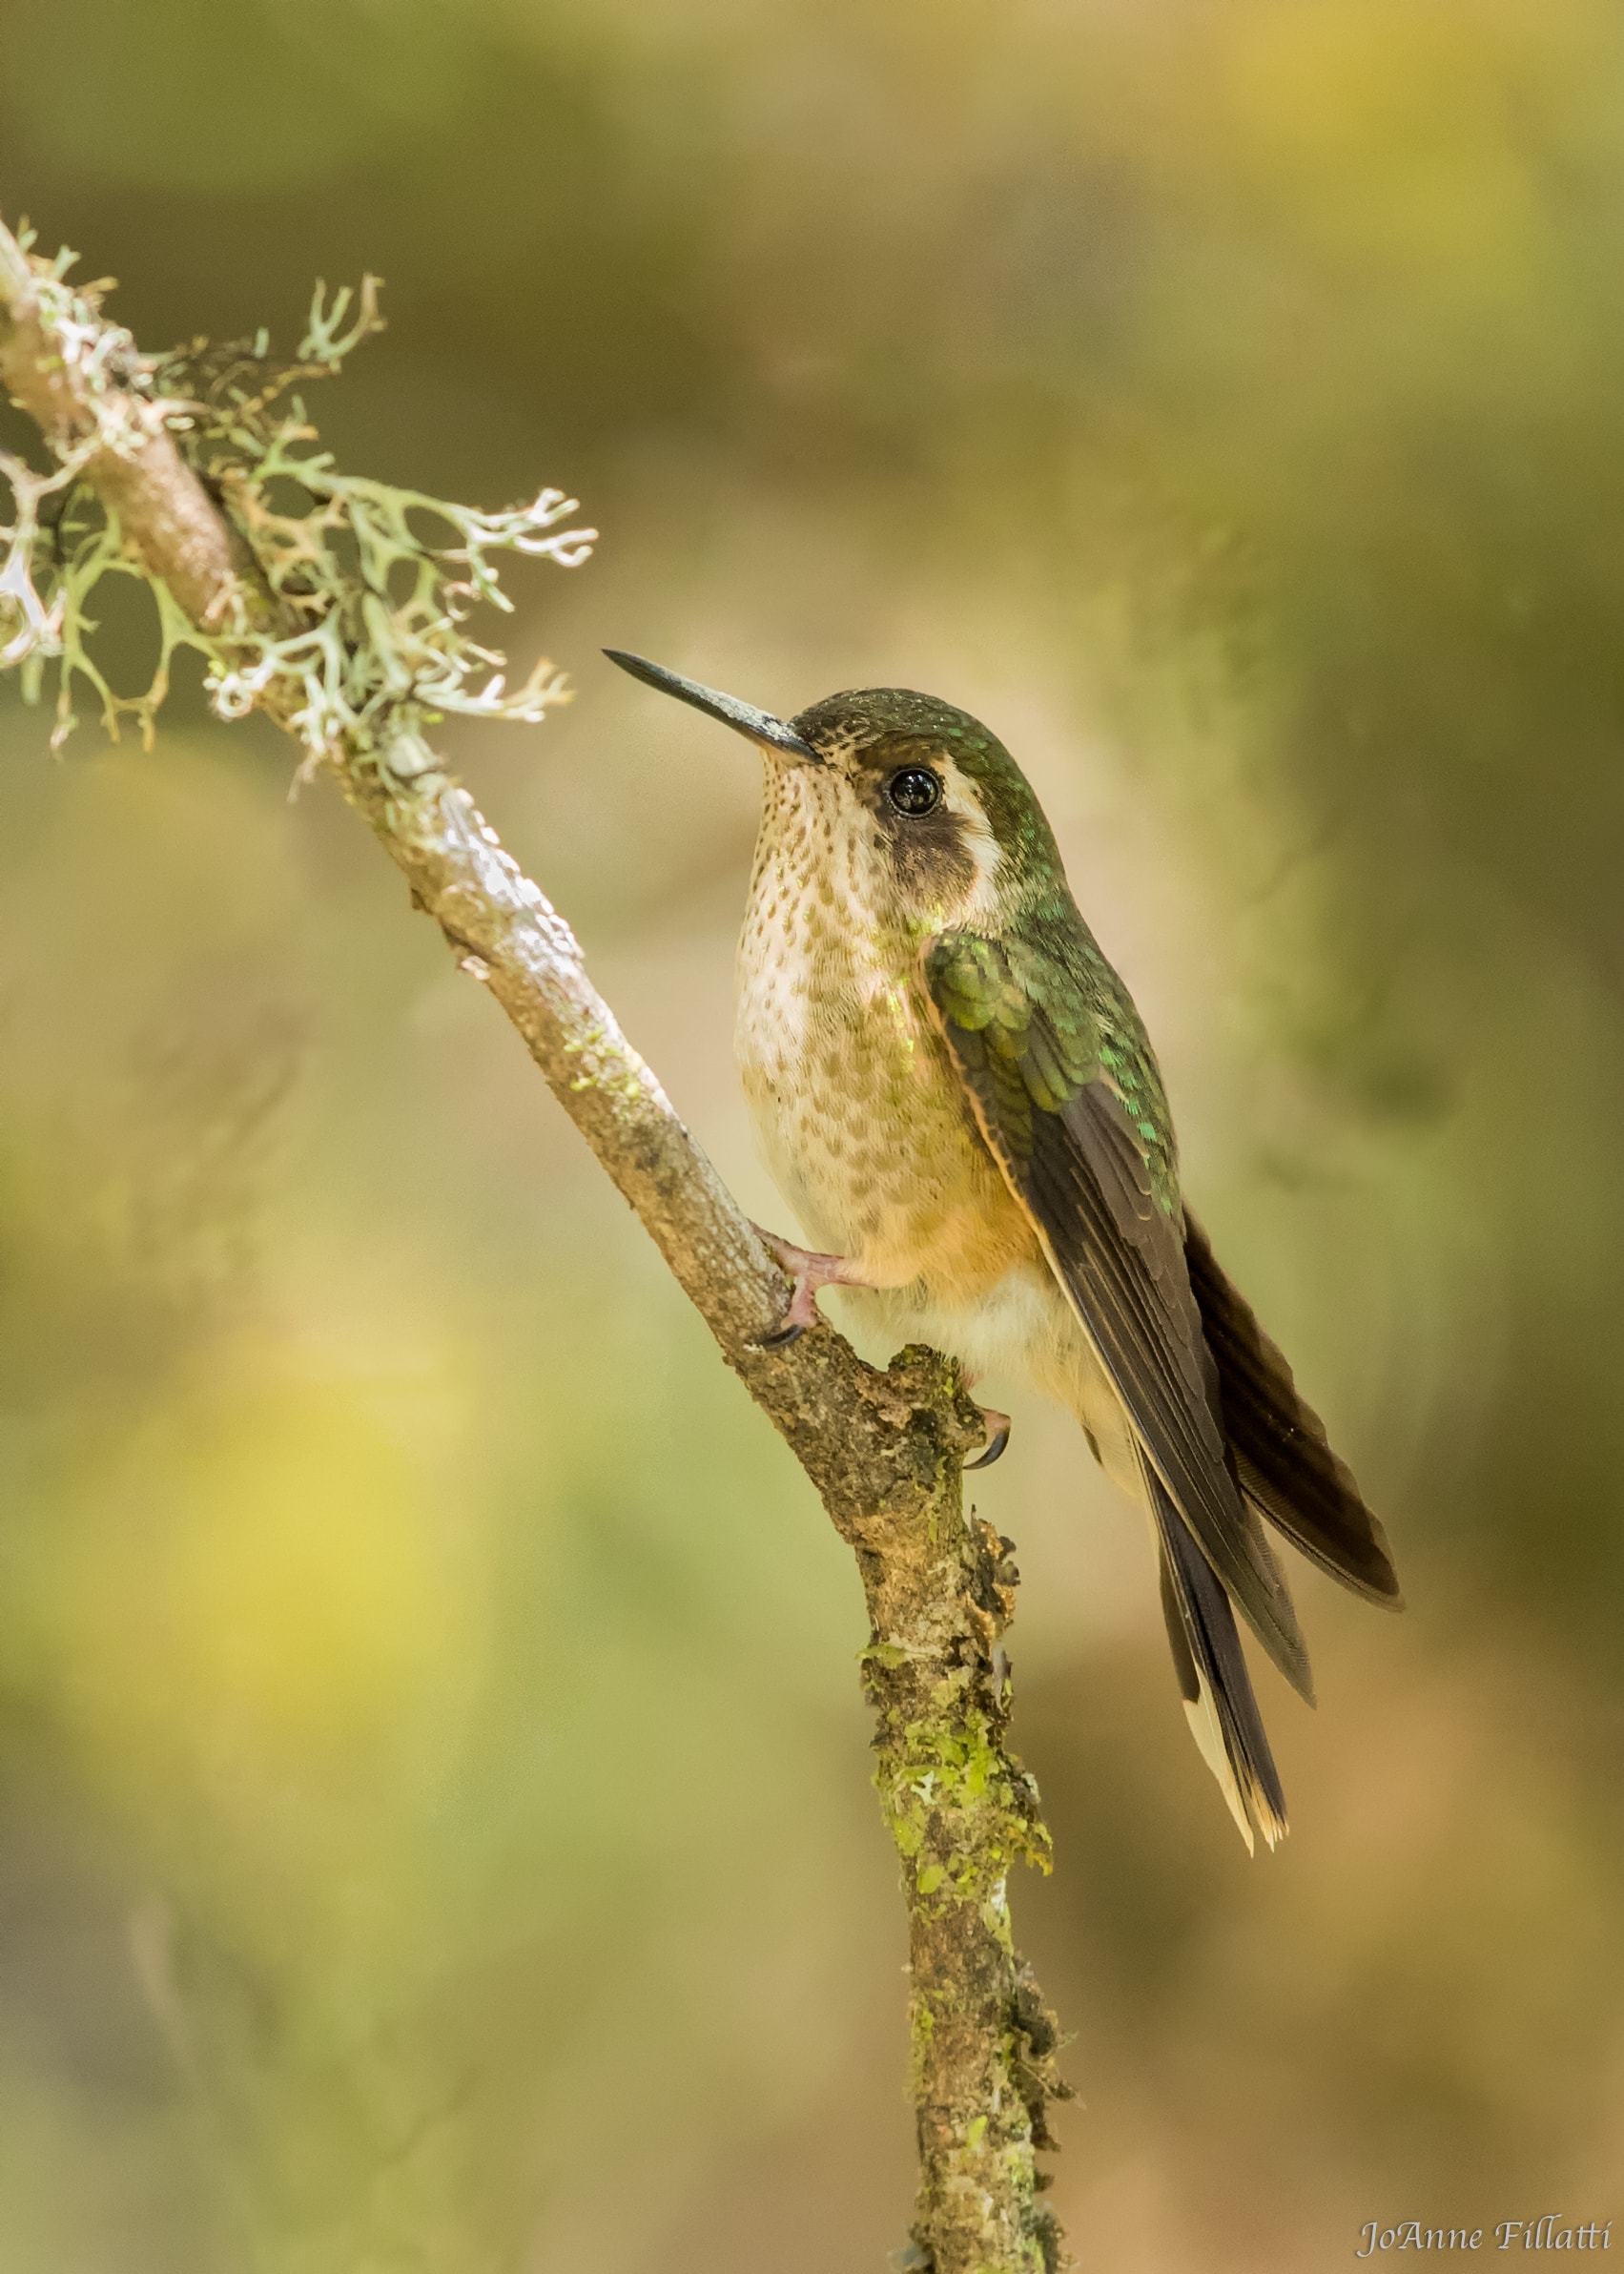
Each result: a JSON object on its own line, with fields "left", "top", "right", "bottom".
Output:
{"left": 606, "top": 650, "right": 1403, "bottom": 1851}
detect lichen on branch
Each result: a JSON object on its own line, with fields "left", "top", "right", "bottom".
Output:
{"left": 0, "top": 230, "right": 596, "bottom": 762}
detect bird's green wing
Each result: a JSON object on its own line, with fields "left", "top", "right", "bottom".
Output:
{"left": 924, "top": 926, "right": 1311, "bottom": 1699}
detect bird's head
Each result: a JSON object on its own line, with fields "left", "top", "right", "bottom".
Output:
{"left": 606, "top": 651, "right": 1062, "bottom": 931}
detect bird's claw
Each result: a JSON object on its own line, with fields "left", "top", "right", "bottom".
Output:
{"left": 964, "top": 1408, "right": 1012, "bottom": 1471}
{"left": 751, "top": 1224, "right": 865, "bottom": 1349}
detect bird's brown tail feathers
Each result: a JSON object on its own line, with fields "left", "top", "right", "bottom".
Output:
{"left": 1150, "top": 1467, "right": 1288, "bottom": 1854}
{"left": 1183, "top": 1212, "right": 1403, "bottom": 1609}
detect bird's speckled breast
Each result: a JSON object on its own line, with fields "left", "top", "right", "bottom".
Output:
{"left": 734, "top": 765, "right": 1038, "bottom": 1304}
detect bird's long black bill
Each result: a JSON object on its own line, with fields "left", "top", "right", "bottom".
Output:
{"left": 604, "top": 650, "right": 820, "bottom": 762}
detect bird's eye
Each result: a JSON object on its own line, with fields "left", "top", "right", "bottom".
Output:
{"left": 887, "top": 767, "right": 942, "bottom": 817}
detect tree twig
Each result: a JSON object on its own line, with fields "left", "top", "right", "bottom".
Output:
{"left": 0, "top": 216, "right": 1069, "bottom": 2274}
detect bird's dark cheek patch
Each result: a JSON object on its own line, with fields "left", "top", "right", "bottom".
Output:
{"left": 876, "top": 802, "right": 978, "bottom": 904}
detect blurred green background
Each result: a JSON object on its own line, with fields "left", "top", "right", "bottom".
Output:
{"left": 3, "top": 0, "right": 1624, "bottom": 2265}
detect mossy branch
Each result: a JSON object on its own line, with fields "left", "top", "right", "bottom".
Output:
{"left": 0, "top": 214, "right": 1069, "bottom": 2274}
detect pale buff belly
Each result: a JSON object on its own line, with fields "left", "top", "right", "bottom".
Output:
{"left": 736, "top": 949, "right": 1032, "bottom": 1299}
{"left": 736, "top": 937, "right": 1144, "bottom": 1498}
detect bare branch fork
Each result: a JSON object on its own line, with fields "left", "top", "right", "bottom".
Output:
{"left": 0, "top": 218, "right": 1069, "bottom": 2274}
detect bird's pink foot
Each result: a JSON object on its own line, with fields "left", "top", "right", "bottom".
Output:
{"left": 964, "top": 1405, "right": 1012, "bottom": 1471}
{"left": 752, "top": 1225, "right": 875, "bottom": 1347}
